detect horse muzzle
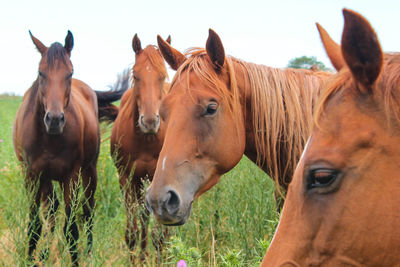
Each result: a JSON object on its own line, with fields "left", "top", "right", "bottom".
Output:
{"left": 138, "top": 114, "right": 160, "bottom": 134}
{"left": 145, "top": 186, "right": 192, "bottom": 226}
{"left": 44, "top": 111, "right": 66, "bottom": 134}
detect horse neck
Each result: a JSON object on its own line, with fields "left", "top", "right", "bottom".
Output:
{"left": 129, "top": 89, "right": 140, "bottom": 129}
{"left": 233, "top": 60, "right": 327, "bottom": 186}
{"left": 30, "top": 79, "right": 46, "bottom": 120}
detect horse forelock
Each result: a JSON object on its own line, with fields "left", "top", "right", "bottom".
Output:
{"left": 170, "top": 48, "right": 242, "bottom": 129}
{"left": 315, "top": 53, "right": 400, "bottom": 130}
{"left": 46, "top": 42, "right": 70, "bottom": 69}
{"left": 144, "top": 46, "right": 168, "bottom": 79}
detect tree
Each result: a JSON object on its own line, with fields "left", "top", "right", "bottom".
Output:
{"left": 287, "top": 56, "right": 329, "bottom": 71}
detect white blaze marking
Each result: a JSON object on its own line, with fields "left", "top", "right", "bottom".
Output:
{"left": 162, "top": 156, "right": 167, "bottom": 171}
{"left": 300, "top": 135, "right": 311, "bottom": 161}
{"left": 146, "top": 66, "right": 151, "bottom": 72}
{"left": 294, "top": 135, "right": 312, "bottom": 173}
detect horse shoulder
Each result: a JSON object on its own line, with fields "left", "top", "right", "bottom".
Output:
{"left": 71, "top": 79, "right": 97, "bottom": 107}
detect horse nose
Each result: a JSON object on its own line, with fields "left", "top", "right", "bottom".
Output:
{"left": 146, "top": 188, "right": 181, "bottom": 217}
{"left": 44, "top": 111, "right": 65, "bottom": 129}
{"left": 140, "top": 114, "right": 160, "bottom": 132}
{"left": 163, "top": 190, "right": 180, "bottom": 215}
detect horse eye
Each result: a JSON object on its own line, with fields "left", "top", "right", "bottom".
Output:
{"left": 306, "top": 169, "right": 339, "bottom": 191}
{"left": 202, "top": 102, "right": 218, "bottom": 117}
{"left": 133, "top": 75, "right": 140, "bottom": 81}
{"left": 39, "top": 72, "right": 45, "bottom": 78}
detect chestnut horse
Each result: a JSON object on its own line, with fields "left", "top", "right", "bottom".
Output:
{"left": 262, "top": 9, "right": 400, "bottom": 266}
{"left": 13, "top": 31, "right": 127, "bottom": 266}
{"left": 110, "top": 34, "right": 170, "bottom": 264}
{"left": 145, "top": 30, "right": 332, "bottom": 225}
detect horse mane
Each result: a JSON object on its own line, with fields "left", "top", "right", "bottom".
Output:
{"left": 47, "top": 42, "right": 69, "bottom": 68}
{"left": 315, "top": 53, "right": 400, "bottom": 128}
{"left": 236, "top": 60, "right": 330, "bottom": 186}
{"left": 172, "top": 48, "right": 331, "bottom": 186}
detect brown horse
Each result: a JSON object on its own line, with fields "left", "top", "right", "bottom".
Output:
{"left": 13, "top": 31, "right": 127, "bottom": 266}
{"left": 262, "top": 9, "right": 400, "bottom": 266}
{"left": 145, "top": 30, "right": 331, "bottom": 225}
{"left": 110, "top": 34, "right": 170, "bottom": 264}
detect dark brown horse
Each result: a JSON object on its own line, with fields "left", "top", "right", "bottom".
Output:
{"left": 110, "top": 34, "right": 170, "bottom": 264}
{"left": 145, "top": 30, "right": 332, "bottom": 226}
{"left": 262, "top": 9, "right": 400, "bottom": 266}
{"left": 13, "top": 31, "right": 127, "bottom": 266}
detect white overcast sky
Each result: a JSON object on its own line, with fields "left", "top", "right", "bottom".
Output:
{"left": 1, "top": 0, "right": 399, "bottom": 95}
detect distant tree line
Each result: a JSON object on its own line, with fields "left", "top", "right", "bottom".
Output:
{"left": 287, "top": 56, "right": 330, "bottom": 71}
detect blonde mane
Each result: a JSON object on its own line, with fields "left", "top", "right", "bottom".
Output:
{"left": 172, "top": 48, "right": 331, "bottom": 186}
{"left": 315, "top": 53, "right": 400, "bottom": 128}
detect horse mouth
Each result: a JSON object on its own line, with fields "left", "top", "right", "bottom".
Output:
{"left": 138, "top": 124, "right": 159, "bottom": 135}
{"left": 45, "top": 126, "right": 64, "bottom": 135}
{"left": 154, "top": 202, "right": 193, "bottom": 226}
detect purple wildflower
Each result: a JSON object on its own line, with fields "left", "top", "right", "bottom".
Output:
{"left": 177, "top": 259, "right": 187, "bottom": 267}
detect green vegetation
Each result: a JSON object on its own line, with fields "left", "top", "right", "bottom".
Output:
{"left": 0, "top": 95, "right": 278, "bottom": 266}
{"left": 287, "top": 55, "right": 330, "bottom": 71}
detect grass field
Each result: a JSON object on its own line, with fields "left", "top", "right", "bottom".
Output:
{"left": 0, "top": 94, "right": 279, "bottom": 266}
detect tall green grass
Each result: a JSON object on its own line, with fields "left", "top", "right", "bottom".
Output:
{"left": 0, "top": 95, "right": 278, "bottom": 266}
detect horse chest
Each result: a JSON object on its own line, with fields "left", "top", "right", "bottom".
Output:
{"left": 26, "top": 138, "right": 81, "bottom": 180}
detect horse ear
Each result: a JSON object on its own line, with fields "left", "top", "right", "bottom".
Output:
{"left": 132, "top": 34, "right": 142, "bottom": 54}
{"left": 206, "top": 29, "right": 225, "bottom": 71}
{"left": 316, "top": 23, "right": 345, "bottom": 71}
{"left": 341, "top": 9, "right": 383, "bottom": 90}
{"left": 157, "top": 35, "right": 186, "bottom": 71}
{"left": 64, "top": 30, "right": 74, "bottom": 55}
{"left": 29, "top": 30, "right": 47, "bottom": 55}
{"left": 166, "top": 35, "right": 171, "bottom": 45}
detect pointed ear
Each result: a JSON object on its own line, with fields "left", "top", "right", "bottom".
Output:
{"left": 316, "top": 23, "right": 345, "bottom": 71}
{"left": 341, "top": 9, "right": 383, "bottom": 89}
{"left": 132, "top": 33, "right": 142, "bottom": 54}
{"left": 157, "top": 35, "right": 186, "bottom": 71}
{"left": 29, "top": 30, "right": 47, "bottom": 55}
{"left": 64, "top": 30, "right": 74, "bottom": 55}
{"left": 166, "top": 35, "right": 171, "bottom": 44}
{"left": 206, "top": 29, "right": 225, "bottom": 71}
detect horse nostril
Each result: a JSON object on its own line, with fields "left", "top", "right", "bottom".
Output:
{"left": 164, "top": 190, "right": 180, "bottom": 215}
{"left": 60, "top": 112, "right": 65, "bottom": 124}
{"left": 45, "top": 112, "right": 52, "bottom": 124}
{"left": 145, "top": 194, "right": 153, "bottom": 213}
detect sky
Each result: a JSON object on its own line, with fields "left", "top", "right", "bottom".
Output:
{"left": 1, "top": 0, "right": 399, "bottom": 95}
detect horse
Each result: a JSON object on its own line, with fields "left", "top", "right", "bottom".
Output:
{"left": 110, "top": 34, "right": 170, "bottom": 264}
{"left": 262, "top": 9, "right": 400, "bottom": 266}
{"left": 145, "top": 30, "right": 332, "bottom": 225}
{"left": 12, "top": 31, "right": 128, "bottom": 266}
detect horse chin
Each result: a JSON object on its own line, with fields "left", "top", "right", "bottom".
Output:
{"left": 138, "top": 124, "right": 157, "bottom": 135}
{"left": 155, "top": 202, "right": 192, "bottom": 226}
{"left": 45, "top": 125, "right": 64, "bottom": 135}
